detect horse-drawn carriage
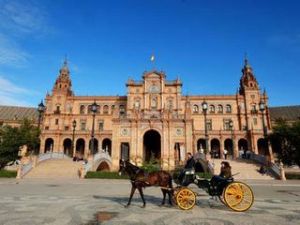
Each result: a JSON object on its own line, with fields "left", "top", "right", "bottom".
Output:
{"left": 173, "top": 170, "right": 254, "bottom": 211}
{"left": 119, "top": 160, "right": 254, "bottom": 212}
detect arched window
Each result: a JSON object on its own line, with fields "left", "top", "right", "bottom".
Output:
{"left": 217, "top": 105, "right": 223, "bottom": 113}
{"left": 193, "top": 105, "right": 199, "bottom": 113}
{"left": 80, "top": 105, "right": 85, "bottom": 114}
{"left": 226, "top": 104, "right": 232, "bottom": 113}
{"left": 103, "top": 105, "right": 109, "bottom": 114}
{"left": 134, "top": 98, "right": 141, "bottom": 109}
{"left": 209, "top": 105, "right": 215, "bottom": 113}
{"left": 167, "top": 98, "right": 173, "bottom": 110}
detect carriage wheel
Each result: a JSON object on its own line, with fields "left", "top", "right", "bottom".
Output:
{"left": 223, "top": 181, "right": 254, "bottom": 212}
{"left": 176, "top": 188, "right": 196, "bottom": 210}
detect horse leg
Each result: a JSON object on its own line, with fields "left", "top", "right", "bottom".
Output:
{"left": 167, "top": 190, "right": 173, "bottom": 205}
{"left": 137, "top": 186, "right": 146, "bottom": 208}
{"left": 160, "top": 188, "right": 166, "bottom": 206}
{"left": 126, "top": 185, "right": 136, "bottom": 208}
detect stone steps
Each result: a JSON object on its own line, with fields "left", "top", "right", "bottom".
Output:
{"left": 25, "top": 159, "right": 82, "bottom": 179}
{"left": 211, "top": 159, "right": 274, "bottom": 180}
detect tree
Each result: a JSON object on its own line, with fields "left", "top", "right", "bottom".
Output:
{"left": 270, "top": 119, "right": 300, "bottom": 166}
{"left": 0, "top": 119, "right": 40, "bottom": 169}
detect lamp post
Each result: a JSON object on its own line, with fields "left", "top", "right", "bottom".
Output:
{"left": 202, "top": 101, "right": 209, "bottom": 157}
{"left": 229, "top": 119, "right": 235, "bottom": 159}
{"left": 90, "top": 101, "right": 98, "bottom": 155}
{"left": 72, "top": 120, "right": 77, "bottom": 158}
{"left": 259, "top": 100, "right": 268, "bottom": 155}
{"left": 37, "top": 100, "right": 45, "bottom": 129}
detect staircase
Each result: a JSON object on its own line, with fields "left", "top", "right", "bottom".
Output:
{"left": 25, "top": 159, "right": 82, "bottom": 179}
{"left": 211, "top": 159, "right": 274, "bottom": 180}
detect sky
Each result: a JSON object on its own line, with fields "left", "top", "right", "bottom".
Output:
{"left": 0, "top": 0, "right": 299, "bottom": 107}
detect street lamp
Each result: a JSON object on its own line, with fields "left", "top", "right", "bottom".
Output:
{"left": 72, "top": 120, "right": 77, "bottom": 158}
{"left": 259, "top": 100, "right": 269, "bottom": 156}
{"left": 202, "top": 100, "right": 209, "bottom": 156}
{"left": 229, "top": 119, "right": 235, "bottom": 159}
{"left": 37, "top": 100, "right": 45, "bottom": 129}
{"left": 259, "top": 100, "right": 267, "bottom": 137}
{"left": 90, "top": 101, "right": 98, "bottom": 155}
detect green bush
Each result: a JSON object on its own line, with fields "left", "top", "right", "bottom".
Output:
{"left": 285, "top": 172, "right": 300, "bottom": 180}
{"left": 0, "top": 170, "right": 17, "bottom": 178}
{"left": 85, "top": 171, "right": 128, "bottom": 179}
{"left": 141, "top": 159, "right": 161, "bottom": 173}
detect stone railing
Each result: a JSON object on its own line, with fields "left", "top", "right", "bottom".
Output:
{"left": 18, "top": 152, "right": 70, "bottom": 178}
{"left": 249, "top": 153, "right": 282, "bottom": 179}
{"left": 83, "top": 151, "right": 112, "bottom": 174}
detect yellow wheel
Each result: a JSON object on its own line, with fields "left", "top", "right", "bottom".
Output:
{"left": 223, "top": 181, "right": 254, "bottom": 212}
{"left": 176, "top": 187, "right": 196, "bottom": 210}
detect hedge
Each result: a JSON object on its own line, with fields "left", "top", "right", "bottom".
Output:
{"left": 0, "top": 170, "right": 17, "bottom": 178}
{"left": 85, "top": 171, "right": 129, "bottom": 179}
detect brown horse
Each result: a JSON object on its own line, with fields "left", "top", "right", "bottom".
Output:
{"left": 119, "top": 159, "right": 173, "bottom": 208}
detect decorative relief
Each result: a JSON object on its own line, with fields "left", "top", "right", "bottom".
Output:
{"left": 175, "top": 128, "right": 183, "bottom": 136}
{"left": 120, "top": 128, "right": 130, "bottom": 136}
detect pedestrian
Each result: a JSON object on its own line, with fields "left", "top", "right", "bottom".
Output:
{"left": 223, "top": 149, "right": 228, "bottom": 159}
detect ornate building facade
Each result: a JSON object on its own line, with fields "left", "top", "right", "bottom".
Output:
{"left": 40, "top": 59, "right": 273, "bottom": 171}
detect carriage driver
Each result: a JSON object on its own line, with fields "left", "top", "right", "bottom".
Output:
{"left": 178, "top": 152, "right": 196, "bottom": 185}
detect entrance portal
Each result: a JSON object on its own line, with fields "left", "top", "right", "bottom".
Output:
{"left": 143, "top": 130, "right": 161, "bottom": 162}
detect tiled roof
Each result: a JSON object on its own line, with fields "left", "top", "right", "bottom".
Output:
{"left": 269, "top": 105, "right": 300, "bottom": 121}
{"left": 0, "top": 105, "right": 38, "bottom": 121}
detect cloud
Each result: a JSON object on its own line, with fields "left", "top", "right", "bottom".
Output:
{"left": 0, "top": 34, "right": 30, "bottom": 66}
{"left": 0, "top": 0, "right": 47, "bottom": 34}
{"left": 0, "top": 0, "right": 51, "bottom": 67}
{"left": 0, "top": 75, "right": 38, "bottom": 106}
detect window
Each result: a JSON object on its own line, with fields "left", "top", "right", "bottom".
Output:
{"left": 98, "top": 120, "right": 104, "bottom": 131}
{"left": 96, "top": 105, "right": 100, "bottom": 114}
{"left": 217, "top": 105, "right": 223, "bottom": 113}
{"left": 88, "top": 105, "right": 92, "bottom": 114}
{"left": 54, "top": 105, "right": 60, "bottom": 114}
{"left": 55, "top": 119, "right": 59, "bottom": 125}
{"left": 167, "top": 98, "right": 173, "bottom": 110}
{"left": 253, "top": 118, "right": 257, "bottom": 125}
{"left": 45, "top": 126, "right": 49, "bottom": 130}
{"left": 226, "top": 104, "right": 232, "bottom": 113}
{"left": 206, "top": 119, "right": 212, "bottom": 131}
{"left": 251, "top": 104, "right": 257, "bottom": 114}
{"left": 0, "top": 121, "right": 3, "bottom": 127}
{"left": 209, "top": 105, "right": 215, "bottom": 113}
{"left": 134, "top": 98, "right": 141, "bottom": 109}
{"left": 193, "top": 105, "right": 199, "bottom": 113}
{"left": 119, "top": 105, "right": 125, "bottom": 117}
{"left": 80, "top": 105, "right": 85, "bottom": 114}
{"left": 103, "top": 105, "right": 109, "bottom": 114}
{"left": 111, "top": 105, "right": 115, "bottom": 111}
{"left": 80, "top": 121, "right": 86, "bottom": 131}
{"left": 223, "top": 119, "right": 232, "bottom": 131}
{"left": 64, "top": 126, "right": 69, "bottom": 131}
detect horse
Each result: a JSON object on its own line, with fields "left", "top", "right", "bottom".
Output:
{"left": 119, "top": 159, "right": 173, "bottom": 208}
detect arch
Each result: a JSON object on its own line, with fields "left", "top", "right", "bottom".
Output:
{"left": 226, "top": 104, "right": 232, "bottom": 113}
{"left": 224, "top": 138, "right": 233, "bottom": 157}
{"left": 197, "top": 138, "right": 206, "bottom": 151}
{"left": 238, "top": 138, "right": 248, "bottom": 151}
{"left": 143, "top": 129, "right": 161, "bottom": 162}
{"left": 193, "top": 105, "right": 199, "bottom": 113}
{"left": 44, "top": 138, "right": 54, "bottom": 152}
{"left": 63, "top": 138, "right": 72, "bottom": 157}
{"left": 76, "top": 138, "right": 85, "bottom": 159}
{"left": 102, "top": 138, "right": 112, "bottom": 156}
{"left": 217, "top": 104, "right": 223, "bottom": 113}
{"left": 96, "top": 161, "right": 110, "bottom": 171}
{"left": 80, "top": 105, "right": 85, "bottom": 114}
{"left": 210, "top": 138, "right": 220, "bottom": 158}
{"left": 209, "top": 105, "right": 215, "bottom": 113}
{"left": 89, "top": 138, "right": 99, "bottom": 154}
{"left": 257, "top": 138, "right": 269, "bottom": 156}
{"left": 103, "top": 105, "right": 109, "bottom": 114}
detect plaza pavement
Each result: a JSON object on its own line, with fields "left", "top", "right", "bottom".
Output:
{"left": 0, "top": 178, "right": 300, "bottom": 225}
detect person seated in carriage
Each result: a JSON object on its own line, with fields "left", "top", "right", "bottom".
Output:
{"left": 177, "top": 152, "right": 196, "bottom": 185}
{"left": 210, "top": 161, "right": 232, "bottom": 190}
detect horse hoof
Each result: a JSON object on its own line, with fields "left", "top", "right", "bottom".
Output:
{"left": 141, "top": 205, "right": 146, "bottom": 208}
{"left": 124, "top": 205, "right": 130, "bottom": 208}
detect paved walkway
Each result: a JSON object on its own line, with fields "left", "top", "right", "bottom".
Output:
{"left": 0, "top": 179, "right": 299, "bottom": 225}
